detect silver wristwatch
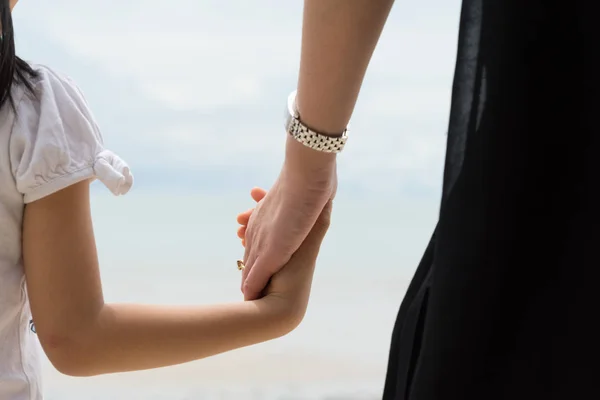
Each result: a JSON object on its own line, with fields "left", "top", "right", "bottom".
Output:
{"left": 284, "top": 90, "right": 348, "bottom": 154}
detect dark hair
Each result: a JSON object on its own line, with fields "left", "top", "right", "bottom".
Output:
{"left": 0, "top": 0, "right": 37, "bottom": 111}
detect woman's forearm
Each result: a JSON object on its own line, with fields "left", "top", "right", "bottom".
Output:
{"left": 46, "top": 300, "right": 291, "bottom": 376}
{"left": 296, "top": 0, "right": 394, "bottom": 136}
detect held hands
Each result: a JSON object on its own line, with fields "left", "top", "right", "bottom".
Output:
{"left": 238, "top": 139, "right": 337, "bottom": 300}
{"left": 237, "top": 188, "right": 332, "bottom": 325}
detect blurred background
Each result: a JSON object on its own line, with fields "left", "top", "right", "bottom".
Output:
{"left": 15, "top": 0, "right": 460, "bottom": 398}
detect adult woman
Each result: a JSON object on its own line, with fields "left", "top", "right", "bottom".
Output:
{"left": 240, "top": 0, "right": 599, "bottom": 398}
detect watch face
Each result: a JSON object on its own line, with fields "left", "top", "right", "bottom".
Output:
{"left": 284, "top": 106, "right": 293, "bottom": 131}
{"left": 284, "top": 91, "right": 297, "bottom": 132}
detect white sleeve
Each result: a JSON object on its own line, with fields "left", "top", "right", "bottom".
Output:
{"left": 9, "top": 66, "right": 133, "bottom": 204}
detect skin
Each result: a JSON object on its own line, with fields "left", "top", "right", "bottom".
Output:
{"left": 24, "top": 182, "right": 331, "bottom": 376}
{"left": 241, "top": 0, "right": 395, "bottom": 300}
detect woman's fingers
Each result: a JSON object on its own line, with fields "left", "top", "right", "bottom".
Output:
{"left": 237, "top": 225, "right": 246, "bottom": 239}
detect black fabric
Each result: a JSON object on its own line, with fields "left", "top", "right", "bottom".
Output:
{"left": 383, "top": 1, "right": 600, "bottom": 399}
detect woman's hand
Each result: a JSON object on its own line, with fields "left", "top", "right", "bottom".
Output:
{"left": 239, "top": 138, "right": 337, "bottom": 300}
{"left": 238, "top": 187, "right": 332, "bottom": 324}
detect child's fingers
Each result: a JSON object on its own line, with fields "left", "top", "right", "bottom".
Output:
{"left": 237, "top": 225, "right": 246, "bottom": 239}
{"left": 236, "top": 188, "right": 267, "bottom": 227}
{"left": 250, "top": 187, "right": 267, "bottom": 202}
{"left": 236, "top": 209, "right": 253, "bottom": 225}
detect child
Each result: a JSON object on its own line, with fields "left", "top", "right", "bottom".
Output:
{"left": 0, "top": 1, "right": 331, "bottom": 399}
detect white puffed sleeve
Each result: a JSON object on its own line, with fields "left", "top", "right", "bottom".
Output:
{"left": 9, "top": 65, "right": 133, "bottom": 204}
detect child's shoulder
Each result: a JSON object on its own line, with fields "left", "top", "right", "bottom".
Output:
{"left": 21, "top": 63, "right": 86, "bottom": 103}
{"left": 14, "top": 63, "right": 93, "bottom": 124}
{"left": 28, "top": 63, "right": 77, "bottom": 85}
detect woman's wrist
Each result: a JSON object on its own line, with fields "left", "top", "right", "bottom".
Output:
{"left": 295, "top": 90, "right": 351, "bottom": 138}
{"left": 284, "top": 135, "right": 337, "bottom": 188}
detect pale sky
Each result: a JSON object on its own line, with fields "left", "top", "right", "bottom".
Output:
{"left": 13, "top": 0, "right": 461, "bottom": 199}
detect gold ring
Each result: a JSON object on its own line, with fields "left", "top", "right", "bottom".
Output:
{"left": 237, "top": 260, "right": 245, "bottom": 271}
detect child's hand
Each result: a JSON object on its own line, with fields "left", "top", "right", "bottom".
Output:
{"left": 236, "top": 187, "right": 267, "bottom": 247}
{"left": 236, "top": 188, "right": 332, "bottom": 328}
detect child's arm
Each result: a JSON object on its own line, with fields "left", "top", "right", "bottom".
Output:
{"left": 23, "top": 181, "right": 330, "bottom": 377}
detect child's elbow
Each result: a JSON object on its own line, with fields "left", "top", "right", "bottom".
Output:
{"left": 38, "top": 331, "right": 98, "bottom": 377}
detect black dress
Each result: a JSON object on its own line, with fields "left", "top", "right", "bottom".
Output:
{"left": 383, "top": 1, "right": 600, "bottom": 399}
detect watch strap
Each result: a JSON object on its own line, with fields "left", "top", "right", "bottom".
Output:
{"left": 285, "top": 91, "right": 348, "bottom": 154}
